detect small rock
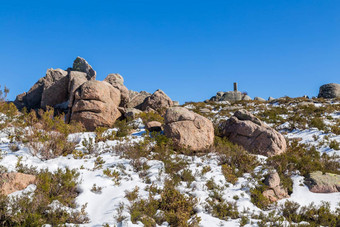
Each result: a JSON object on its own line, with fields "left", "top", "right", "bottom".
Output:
{"left": 146, "top": 121, "right": 163, "bottom": 132}
{"left": 0, "top": 172, "right": 36, "bottom": 195}
{"left": 254, "top": 97, "right": 266, "bottom": 102}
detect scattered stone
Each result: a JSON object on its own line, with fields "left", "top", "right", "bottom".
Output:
{"left": 298, "top": 101, "right": 313, "bottom": 107}
{"left": 305, "top": 171, "right": 340, "bottom": 193}
{"left": 72, "top": 56, "right": 96, "bottom": 80}
{"left": 141, "top": 89, "right": 173, "bottom": 113}
{"left": 318, "top": 83, "right": 340, "bottom": 99}
{"left": 164, "top": 107, "right": 214, "bottom": 151}
{"left": 145, "top": 121, "right": 163, "bottom": 132}
{"left": 220, "top": 110, "right": 287, "bottom": 157}
{"left": 268, "top": 97, "right": 275, "bottom": 101}
{"left": 262, "top": 171, "right": 289, "bottom": 202}
{"left": 254, "top": 97, "right": 266, "bottom": 102}
{"left": 200, "top": 108, "right": 211, "bottom": 114}
{"left": 71, "top": 80, "right": 121, "bottom": 131}
{"left": 0, "top": 172, "right": 36, "bottom": 195}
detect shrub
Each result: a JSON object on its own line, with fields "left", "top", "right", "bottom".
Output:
{"left": 329, "top": 140, "right": 340, "bottom": 150}
{"left": 214, "top": 137, "right": 259, "bottom": 182}
{"left": 0, "top": 168, "right": 88, "bottom": 225}
{"left": 267, "top": 140, "right": 340, "bottom": 178}
{"left": 310, "top": 117, "right": 326, "bottom": 131}
{"left": 114, "top": 119, "right": 133, "bottom": 137}
{"left": 137, "top": 112, "right": 164, "bottom": 125}
{"left": 250, "top": 186, "right": 270, "bottom": 210}
{"left": 129, "top": 179, "right": 199, "bottom": 226}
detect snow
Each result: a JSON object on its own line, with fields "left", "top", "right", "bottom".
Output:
{"left": 279, "top": 175, "right": 340, "bottom": 211}
{"left": 0, "top": 102, "right": 340, "bottom": 226}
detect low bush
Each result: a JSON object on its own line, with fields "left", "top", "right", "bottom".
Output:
{"left": 0, "top": 168, "right": 88, "bottom": 226}
{"left": 128, "top": 179, "right": 199, "bottom": 226}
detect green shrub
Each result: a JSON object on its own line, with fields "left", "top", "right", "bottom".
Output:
{"left": 128, "top": 180, "right": 199, "bottom": 226}
{"left": 138, "top": 112, "right": 164, "bottom": 125}
{"left": 114, "top": 119, "right": 133, "bottom": 137}
{"left": 0, "top": 168, "right": 88, "bottom": 226}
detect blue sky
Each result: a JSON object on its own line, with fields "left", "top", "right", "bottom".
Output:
{"left": 0, "top": 0, "right": 339, "bottom": 103}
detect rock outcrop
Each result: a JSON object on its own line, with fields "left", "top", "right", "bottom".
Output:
{"left": 318, "top": 83, "right": 340, "bottom": 99}
{"left": 104, "top": 74, "right": 129, "bottom": 107}
{"left": 220, "top": 110, "right": 286, "bottom": 157}
{"left": 210, "top": 91, "right": 251, "bottom": 102}
{"left": 70, "top": 80, "right": 121, "bottom": 131}
{"left": 0, "top": 172, "right": 36, "bottom": 195}
{"left": 141, "top": 89, "right": 173, "bottom": 113}
{"left": 305, "top": 171, "right": 340, "bottom": 193}
{"left": 164, "top": 107, "right": 214, "bottom": 151}
{"left": 127, "top": 90, "right": 151, "bottom": 109}
{"left": 262, "top": 171, "right": 289, "bottom": 202}
{"left": 72, "top": 56, "right": 96, "bottom": 80}
{"left": 14, "top": 68, "right": 69, "bottom": 110}
{"left": 41, "top": 68, "right": 69, "bottom": 109}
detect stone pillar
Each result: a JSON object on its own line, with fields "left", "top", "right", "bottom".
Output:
{"left": 234, "top": 82, "right": 238, "bottom": 92}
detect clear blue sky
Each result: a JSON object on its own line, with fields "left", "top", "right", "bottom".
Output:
{"left": 0, "top": 0, "right": 339, "bottom": 103}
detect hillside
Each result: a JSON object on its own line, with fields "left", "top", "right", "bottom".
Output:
{"left": 0, "top": 94, "right": 340, "bottom": 226}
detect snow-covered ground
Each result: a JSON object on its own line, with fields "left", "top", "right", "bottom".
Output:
{"left": 0, "top": 101, "right": 340, "bottom": 226}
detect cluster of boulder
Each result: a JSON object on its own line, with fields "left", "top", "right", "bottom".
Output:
{"left": 10, "top": 58, "right": 340, "bottom": 200}
{"left": 14, "top": 57, "right": 174, "bottom": 131}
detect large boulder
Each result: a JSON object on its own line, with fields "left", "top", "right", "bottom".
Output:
{"left": 318, "top": 83, "right": 340, "bottom": 99}
{"left": 164, "top": 107, "right": 214, "bottom": 151}
{"left": 41, "top": 68, "right": 69, "bottom": 109}
{"left": 305, "top": 171, "right": 340, "bottom": 193}
{"left": 67, "top": 71, "right": 89, "bottom": 108}
{"left": 141, "top": 89, "right": 173, "bottom": 112}
{"left": 262, "top": 171, "right": 289, "bottom": 202}
{"left": 220, "top": 109, "right": 286, "bottom": 157}
{"left": 0, "top": 172, "right": 36, "bottom": 195}
{"left": 104, "top": 74, "right": 129, "bottom": 107}
{"left": 127, "top": 90, "right": 151, "bottom": 109}
{"left": 70, "top": 80, "right": 121, "bottom": 131}
{"left": 14, "top": 68, "right": 69, "bottom": 110}
{"left": 72, "top": 56, "right": 96, "bottom": 80}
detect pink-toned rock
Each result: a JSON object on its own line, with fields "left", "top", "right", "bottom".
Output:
{"left": 220, "top": 109, "right": 286, "bottom": 157}
{"left": 141, "top": 89, "right": 173, "bottom": 113}
{"left": 146, "top": 121, "right": 163, "bottom": 132}
{"left": 0, "top": 172, "right": 36, "bottom": 195}
{"left": 164, "top": 107, "right": 214, "bottom": 151}
{"left": 104, "top": 74, "right": 129, "bottom": 107}
{"left": 263, "top": 171, "right": 289, "bottom": 202}
{"left": 71, "top": 80, "right": 121, "bottom": 131}
{"left": 41, "top": 68, "right": 69, "bottom": 109}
